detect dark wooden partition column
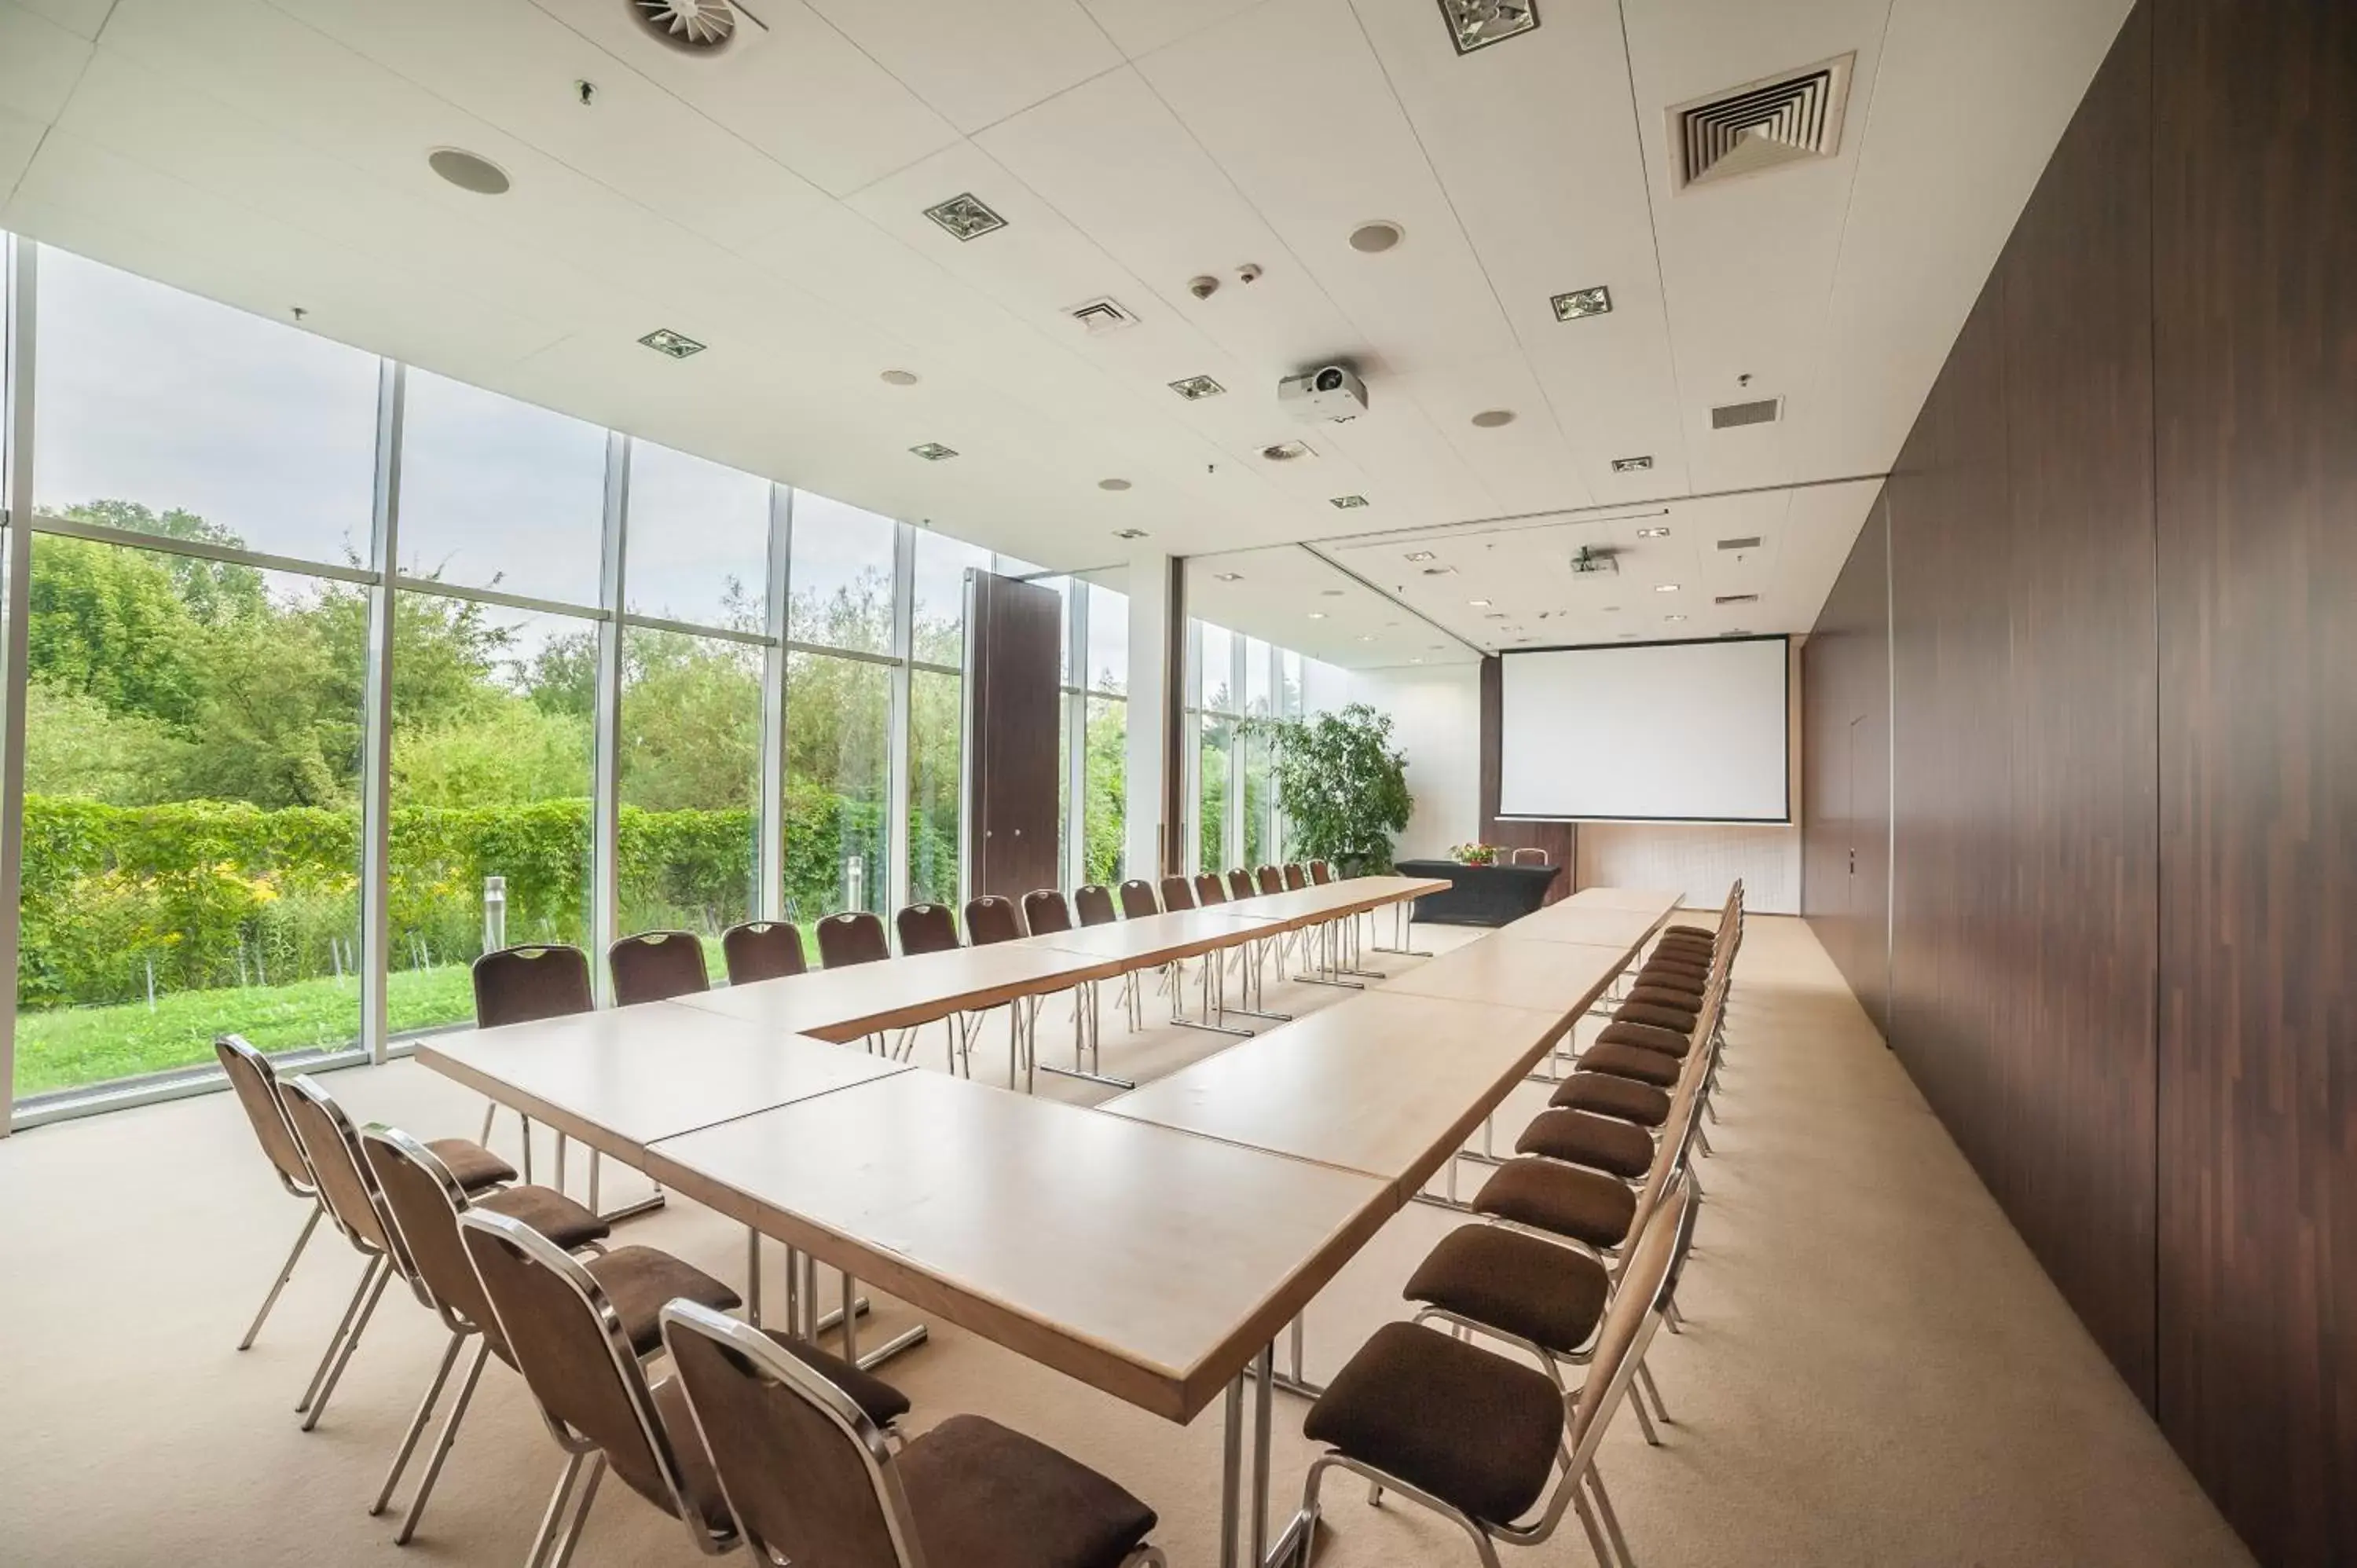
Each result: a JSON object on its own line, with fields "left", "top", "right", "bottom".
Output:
{"left": 1798, "top": 494, "right": 1890, "bottom": 1035}
{"left": 1476, "top": 658, "right": 1574, "bottom": 899}
{"left": 964, "top": 571, "right": 1061, "bottom": 900}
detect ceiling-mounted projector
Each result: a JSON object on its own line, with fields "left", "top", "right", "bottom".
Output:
{"left": 1279, "top": 364, "right": 1369, "bottom": 423}
{"left": 1569, "top": 545, "right": 1619, "bottom": 576}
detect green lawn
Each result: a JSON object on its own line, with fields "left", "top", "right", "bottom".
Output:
{"left": 13, "top": 965, "right": 478, "bottom": 1098}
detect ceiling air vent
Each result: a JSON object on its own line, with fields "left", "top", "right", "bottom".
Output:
{"left": 628, "top": 0, "right": 770, "bottom": 57}
{"left": 1067, "top": 297, "right": 1140, "bottom": 335}
{"left": 1714, "top": 592, "right": 1759, "bottom": 605}
{"left": 1710, "top": 398, "right": 1782, "bottom": 430}
{"left": 1670, "top": 53, "right": 1853, "bottom": 191}
{"left": 1716, "top": 536, "right": 1763, "bottom": 551}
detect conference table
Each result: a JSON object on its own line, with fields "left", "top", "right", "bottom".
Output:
{"left": 415, "top": 874, "right": 1685, "bottom": 1568}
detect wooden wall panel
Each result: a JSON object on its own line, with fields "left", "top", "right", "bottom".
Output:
{"left": 2152, "top": 2, "right": 2357, "bottom": 1561}
{"left": 1800, "top": 493, "right": 1889, "bottom": 1033}
{"left": 965, "top": 572, "right": 1062, "bottom": 901}
{"left": 1477, "top": 658, "right": 1574, "bottom": 897}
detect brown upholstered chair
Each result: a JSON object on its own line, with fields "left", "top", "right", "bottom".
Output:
{"left": 720, "top": 920, "right": 806, "bottom": 985}
{"left": 610, "top": 930, "right": 712, "bottom": 1006}
{"left": 361, "top": 1126, "right": 611, "bottom": 1542}
{"left": 817, "top": 910, "right": 890, "bottom": 969}
{"left": 471, "top": 944, "right": 593, "bottom": 1178}
{"left": 662, "top": 1299, "right": 1162, "bottom": 1568}
{"left": 1072, "top": 885, "right": 1118, "bottom": 927}
{"left": 896, "top": 903, "right": 962, "bottom": 957}
{"left": 1194, "top": 872, "right": 1228, "bottom": 905}
{"left": 1021, "top": 889, "right": 1074, "bottom": 935}
{"left": 1290, "top": 1177, "right": 1698, "bottom": 1568}
{"left": 1255, "top": 864, "right": 1285, "bottom": 895}
{"left": 458, "top": 1211, "right": 907, "bottom": 1566}
{"left": 275, "top": 1074, "right": 515, "bottom": 1433}
{"left": 1310, "top": 859, "right": 1336, "bottom": 883}
{"left": 1282, "top": 863, "right": 1309, "bottom": 891}
{"left": 963, "top": 895, "right": 1025, "bottom": 946}
{"left": 1157, "top": 874, "right": 1197, "bottom": 911}
{"left": 1116, "top": 878, "right": 1160, "bottom": 919}
{"left": 215, "top": 1035, "right": 327, "bottom": 1354}
{"left": 1226, "top": 867, "right": 1256, "bottom": 901}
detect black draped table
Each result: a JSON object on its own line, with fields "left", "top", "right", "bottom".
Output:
{"left": 1394, "top": 859, "right": 1563, "bottom": 926}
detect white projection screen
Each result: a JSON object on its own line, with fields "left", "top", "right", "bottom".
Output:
{"left": 1498, "top": 636, "right": 1791, "bottom": 822}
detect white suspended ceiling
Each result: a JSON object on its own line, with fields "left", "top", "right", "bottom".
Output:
{"left": 0, "top": 0, "right": 2130, "bottom": 667}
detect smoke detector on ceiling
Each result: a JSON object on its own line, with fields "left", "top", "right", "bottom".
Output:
{"left": 1669, "top": 53, "right": 1853, "bottom": 192}
{"left": 625, "top": 0, "right": 772, "bottom": 57}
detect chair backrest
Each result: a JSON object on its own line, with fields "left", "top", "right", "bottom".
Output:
{"left": 1567, "top": 1174, "right": 1698, "bottom": 1471}
{"left": 1157, "top": 874, "right": 1197, "bottom": 912}
{"left": 963, "top": 896, "right": 1025, "bottom": 946}
{"left": 472, "top": 944, "right": 593, "bottom": 1029}
{"left": 1282, "top": 863, "right": 1309, "bottom": 891}
{"left": 895, "top": 903, "right": 961, "bottom": 957}
{"left": 663, "top": 1300, "right": 922, "bottom": 1568}
{"left": 277, "top": 1075, "right": 395, "bottom": 1260}
{"left": 1309, "top": 860, "right": 1335, "bottom": 884}
{"left": 458, "top": 1212, "right": 717, "bottom": 1545}
{"left": 1021, "top": 889, "right": 1073, "bottom": 936}
{"left": 1226, "top": 868, "right": 1256, "bottom": 901}
{"left": 1072, "top": 885, "right": 1118, "bottom": 926}
{"left": 1193, "top": 873, "right": 1227, "bottom": 906}
{"left": 1510, "top": 847, "right": 1549, "bottom": 867}
{"left": 214, "top": 1035, "right": 314, "bottom": 1198}
{"left": 1620, "top": 982, "right": 1724, "bottom": 1252}
{"left": 609, "top": 930, "right": 711, "bottom": 1006}
{"left": 816, "top": 911, "right": 889, "bottom": 969}
{"left": 1116, "top": 879, "right": 1161, "bottom": 919}
{"left": 720, "top": 921, "right": 806, "bottom": 985}
{"left": 1254, "top": 865, "right": 1284, "bottom": 895}
{"left": 362, "top": 1125, "right": 510, "bottom": 1354}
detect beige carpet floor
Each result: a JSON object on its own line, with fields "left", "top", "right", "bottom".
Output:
{"left": 0, "top": 915, "right": 2249, "bottom": 1567}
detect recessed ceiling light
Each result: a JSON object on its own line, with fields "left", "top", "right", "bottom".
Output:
{"left": 1330, "top": 495, "right": 1369, "bottom": 509}
{"left": 1470, "top": 408, "right": 1516, "bottom": 429}
{"left": 1602, "top": 606, "right": 1621, "bottom": 613}
{"left": 1308, "top": 612, "right": 1328, "bottom": 620}
{"left": 1319, "top": 588, "right": 1345, "bottom": 597}
{"left": 1428, "top": 643, "right": 1446, "bottom": 650}
{"left": 1098, "top": 478, "right": 1132, "bottom": 491}
{"left": 1113, "top": 528, "right": 1149, "bottom": 540}
{"left": 1359, "top": 634, "right": 1376, "bottom": 643}
{"left": 1170, "top": 374, "right": 1226, "bottom": 401}
{"left": 637, "top": 328, "right": 706, "bottom": 360}
{"left": 1654, "top": 583, "right": 1681, "bottom": 593}
{"left": 1212, "top": 571, "right": 1243, "bottom": 582}
{"left": 879, "top": 368, "right": 921, "bottom": 387}
{"left": 1468, "top": 598, "right": 1492, "bottom": 606}
{"left": 1664, "top": 614, "right": 1688, "bottom": 622}
{"left": 909, "top": 441, "right": 958, "bottom": 461}
{"left": 1551, "top": 284, "right": 1613, "bottom": 322}
{"left": 1349, "top": 220, "right": 1404, "bottom": 253}
{"left": 1405, "top": 551, "right": 1436, "bottom": 563}
{"left": 1483, "top": 612, "right": 1508, "bottom": 621}
{"left": 428, "top": 147, "right": 511, "bottom": 195}
{"left": 1612, "top": 455, "right": 1655, "bottom": 473}
{"left": 1438, "top": 0, "right": 1539, "bottom": 53}
{"left": 923, "top": 192, "right": 1006, "bottom": 242}
{"left": 1410, "top": 657, "right": 1424, "bottom": 664}
{"left": 1636, "top": 526, "right": 1670, "bottom": 538}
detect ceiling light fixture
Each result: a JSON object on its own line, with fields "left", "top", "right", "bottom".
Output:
{"left": 638, "top": 328, "right": 707, "bottom": 360}
{"left": 1470, "top": 408, "right": 1516, "bottom": 428}
{"left": 1308, "top": 612, "right": 1328, "bottom": 620}
{"left": 1664, "top": 614, "right": 1688, "bottom": 622}
{"left": 1612, "top": 455, "right": 1655, "bottom": 473}
{"left": 1468, "top": 598, "right": 1492, "bottom": 606}
{"left": 1349, "top": 220, "right": 1405, "bottom": 253}
{"left": 923, "top": 192, "right": 1006, "bottom": 242}
{"left": 1636, "top": 526, "right": 1670, "bottom": 538}
{"left": 909, "top": 441, "right": 958, "bottom": 461}
{"left": 1405, "top": 551, "right": 1436, "bottom": 563}
{"left": 1113, "top": 528, "right": 1149, "bottom": 540}
{"left": 427, "top": 148, "right": 511, "bottom": 195}
{"left": 1169, "top": 374, "right": 1226, "bottom": 401}
{"left": 1421, "top": 566, "right": 1457, "bottom": 577}
{"left": 1097, "top": 478, "right": 1133, "bottom": 491}
{"left": 1438, "top": 0, "right": 1539, "bottom": 54}
{"left": 1330, "top": 495, "right": 1369, "bottom": 509}
{"left": 1551, "top": 284, "right": 1613, "bottom": 322}
{"left": 1212, "top": 571, "right": 1244, "bottom": 582}
{"left": 879, "top": 368, "right": 921, "bottom": 387}
{"left": 1654, "top": 582, "right": 1681, "bottom": 593}
{"left": 1320, "top": 588, "right": 1345, "bottom": 598}
{"left": 1262, "top": 441, "right": 1313, "bottom": 463}
{"left": 1360, "top": 635, "right": 1376, "bottom": 643}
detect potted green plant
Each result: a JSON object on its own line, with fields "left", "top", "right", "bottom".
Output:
{"left": 1240, "top": 703, "right": 1412, "bottom": 875}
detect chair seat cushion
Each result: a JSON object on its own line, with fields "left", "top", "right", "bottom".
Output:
{"left": 471, "top": 1183, "right": 611, "bottom": 1252}
{"left": 587, "top": 1246, "right": 742, "bottom": 1355}
{"left": 426, "top": 1138, "right": 516, "bottom": 1192}
{"left": 1615, "top": 1001, "right": 1698, "bottom": 1033}
{"left": 1578, "top": 1041, "right": 1683, "bottom": 1088}
{"left": 1405, "top": 1225, "right": 1610, "bottom": 1355}
{"left": 1637, "top": 962, "right": 1707, "bottom": 992}
{"left": 900, "top": 1413, "right": 1157, "bottom": 1568}
{"left": 1623, "top": 985, "right": 1700, "bottom": 1017}
{"left": 1663, "top": 922, "right": 1717, "bottom": 940}
{"left": 1549, "top": 1072, "right": 1673, "bottom": 1127}
{"left": 1597, "top": 1019, "right": 1690, "bottom": 1058}
{"left": 1516, "top": 1108, "right": 1656, "bottom": 1179}
{"left": 1304, "top": 1321, "right": 1563, "bottom": 1526}
{"left": 1474, "top": 1158, "right": 1638, "bottom": 1247}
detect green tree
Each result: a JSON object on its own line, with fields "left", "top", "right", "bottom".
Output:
{"left": 26, "top": 533, "right": 214, "bottom": 729}
{"left": 1242, "top": 703, "right": 1411, "bottom": 874}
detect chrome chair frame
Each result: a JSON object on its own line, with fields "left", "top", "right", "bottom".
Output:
{"left": 215, "top": 1034, "right": 328, "bottom": 1354}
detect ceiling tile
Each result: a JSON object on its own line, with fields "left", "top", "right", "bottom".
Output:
{"left": 803, "top": 0, "right": 1124, "bottom": 135}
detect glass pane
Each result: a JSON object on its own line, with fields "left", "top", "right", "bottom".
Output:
{"left": 1087, "top": 584, "right": 1128, "bottom": 694}
{"left": 1197, "top": 714, "right": 1233, "bottom": 873}
{"left": 618, "top": 629, "right": 762, "bottom": 966}
{"left": 906, "top": 668, "right": 962, "bottom": 907}
{"left": 1245, "top": 636, "right": 1273, "bottom": 717}
{"left": 388, "top": 599, "right": 596, "bottom": 1037}
{"left": 785, "top": 650, "right": 890, "bottom": 919}
{"left": 1281, "top": 650, "right": 1304, "bottom": 717}
{"left": 625, "top": 441, "right": 771, "bottom": 631}
{"left": 1083, "top": 695, "right": 1127, "bottom": 886}
{"left": 1198, "top": 621, "right": 1236, "bottom": 714}
{"left": 16, "top": 540, "right": 361, "bottom": 1096}
{"left": 789, "top": 491, "right": 896, "bottom": 655}
{"left": 911, "top": 532, "right": 990, "bottom": 667}
{"left": 398, "top": 370, "right": 609, "bottom": 606}
{"left": 33, "top": 246, "right": 383, "bottom": 568}
{"left": 1243, "top": 727, "right": 1271, "bottom": 866}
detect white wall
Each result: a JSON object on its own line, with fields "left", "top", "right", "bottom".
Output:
{"left": 1346, "top": 664, "right": 1481, "bottom": 863}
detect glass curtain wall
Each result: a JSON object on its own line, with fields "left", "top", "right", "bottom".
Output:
{"left": 1189, "top": 622, "right": 1310, "bottom": 876}
{"left": 0, "top": 237, "right": 1109, "bottom": 1126}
